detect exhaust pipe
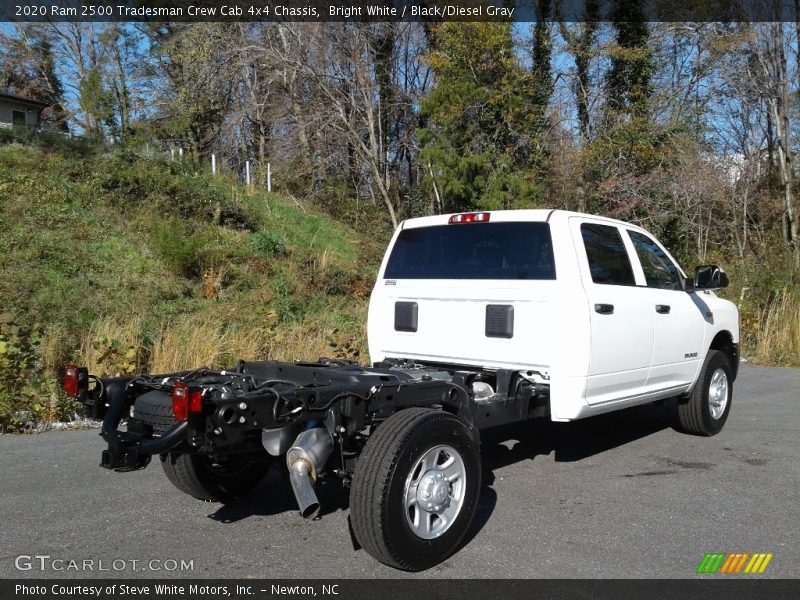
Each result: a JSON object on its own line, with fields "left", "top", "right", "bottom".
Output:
{"left": 286, "top": 428, "right": 333, "bottom": 519}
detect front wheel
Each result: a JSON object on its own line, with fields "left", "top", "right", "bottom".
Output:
{"left": 349, "top": 408, "right": 481, "bottom": 571}
{"left": 677, "top": 349, "right": 733, "bottom": 436}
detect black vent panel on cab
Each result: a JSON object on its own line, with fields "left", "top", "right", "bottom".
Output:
{"left": 485, "top": 304, "right": 514, "bottom": 338}
{"left": 394, "top": 301, "right": 418, "bottom": 332}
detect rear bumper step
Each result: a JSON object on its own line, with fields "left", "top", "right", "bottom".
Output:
{"left": 100, "top": 422, "right": 189, "bottom": 471}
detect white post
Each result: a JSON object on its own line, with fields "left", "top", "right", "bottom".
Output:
{"left": 211, "top": 154, "right": 217, "bottom": 176}
{"left": 170, "top": 148, "right": 175, "bottom": 161}
{"left": 179, "top": 147, "right": 183, "bottom": 159}
{"left": 245, "top": 160, "right": 251, "bottom": 185}
{"left": 267, "top": 162, "right": 272, "bottom": 192}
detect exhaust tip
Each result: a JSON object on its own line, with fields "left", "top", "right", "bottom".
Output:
{"left": 287, "top": 428, "right": 334, "bottom": 521}
{"left": 300, "top": 503, "right": 320, "bottom": 520}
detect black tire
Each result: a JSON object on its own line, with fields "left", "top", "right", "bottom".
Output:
{"left": 160, "top": 451, "right": 272, "bottom": 502}
{"left": 133, "top": 391, "right": 177, "bottom": 435}
{"left": 350, "top": 408, "right": 481, "bottom": 571}
{"left": 678, "top": 350, "right": 733, "bottom": 436}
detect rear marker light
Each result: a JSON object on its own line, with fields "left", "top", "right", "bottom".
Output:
{"left": 64, "top": 365, "right": 79, "bottom": 397}
{"left": 448, "top": 212, "right": 491, "bottom": 224}
{"left": 172, "top": 382, "right": 203, "bottom": 422}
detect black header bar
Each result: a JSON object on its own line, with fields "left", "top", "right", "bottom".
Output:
{"left": 2, "top": 579, "right": 800, "bottom": 600}
{"left": 2, "top": 0, "right": 800, "bottom": 23}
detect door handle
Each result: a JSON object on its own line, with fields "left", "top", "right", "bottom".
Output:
{"left": 594, "top": 303, "right": 614, "bottom": 315}
{"left": 656, "top": 304, "right": 671, "bottom": 314}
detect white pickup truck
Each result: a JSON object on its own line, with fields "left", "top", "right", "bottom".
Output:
{"left": 369, "top": 209, "right": 739, "bottom": 429}
{"left": 72, "top": 209, "right": 739, "bottom": 572}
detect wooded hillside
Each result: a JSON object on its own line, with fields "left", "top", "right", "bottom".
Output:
{"left": 1, "top": 16, "right": 799, "bottom": 428}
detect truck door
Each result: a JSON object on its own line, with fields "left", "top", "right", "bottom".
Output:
{"left": 571, "top": 219, "right": 654, "bottom": 405}
{"left": 625, "top": 229, "right": 706, "bottom": 391}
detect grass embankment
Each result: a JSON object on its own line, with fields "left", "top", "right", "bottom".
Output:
{"left": 0, "top": 134, "right": 386, "bottom": 430}
{"left": 1, "top": 132, "right": 797, "bottom": 430}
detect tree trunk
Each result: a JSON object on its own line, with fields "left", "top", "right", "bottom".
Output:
{"left": 770, "top": 23, "right": 799, "bottom": 263}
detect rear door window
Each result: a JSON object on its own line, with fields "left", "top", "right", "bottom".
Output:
{"left": 580, "top": 223, "right": 635, "bottom": 286}
{"left": 384, "top": 222, "right": 556, "bottom": 280}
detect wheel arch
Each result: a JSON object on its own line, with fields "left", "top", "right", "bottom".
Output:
{"left": 708, "top": 330, "right": 739, "bottom": 381}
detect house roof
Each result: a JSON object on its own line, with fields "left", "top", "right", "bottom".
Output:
{"left": 0, "top": 91, "right": 49, "bottom": 108}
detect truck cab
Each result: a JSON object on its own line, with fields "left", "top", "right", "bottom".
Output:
{"left": 368, "top": 209, "right": 739, "bottom": 422}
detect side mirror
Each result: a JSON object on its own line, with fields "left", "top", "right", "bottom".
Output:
{"left": 693, "top": 265, "right": 729, "bottom": 290}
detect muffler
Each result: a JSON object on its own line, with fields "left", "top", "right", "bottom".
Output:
{"left": 286, "top": 427, "right": 334, "bottom": 519}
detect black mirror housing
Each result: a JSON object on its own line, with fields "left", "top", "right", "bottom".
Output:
{"left": 693, "top": 265, "right": 729, "bottom": 290}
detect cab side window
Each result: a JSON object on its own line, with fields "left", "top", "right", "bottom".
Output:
{"left": 580, "top": 223, "right": 635, "bottom": 285}
{"left": 628, "top": 230, "right": 683, "bottom": 291}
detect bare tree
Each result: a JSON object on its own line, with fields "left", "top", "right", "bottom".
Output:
{"left": 269, "top": 24, "right": 401, "bottom": 226}
{"left": 748, "top": 23, "right": 799, "bottom": 264}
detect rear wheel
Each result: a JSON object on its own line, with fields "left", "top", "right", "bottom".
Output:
{"left": 133, "top": 389, "right": 272, "bottom": 501}
{"left": 350, "top": 408, "right": 481, "bottom": 571}
{"left": 160, "top": 451, "right": 272, "bottom": 502}
{"left": 677, "top": 349, "right": 732, "bottom": 436}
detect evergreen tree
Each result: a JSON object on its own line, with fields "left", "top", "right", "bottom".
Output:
{"left": 606, "top": 0, "right": 655, "bottom": 119}
{"left": 419, "top": 23, "right": 543, "bottom": 212}
{"left": 528, "top": 0, "right": 554, "bottom": 159}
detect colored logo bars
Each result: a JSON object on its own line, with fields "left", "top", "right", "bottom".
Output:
{"left": 697, "top": 552, "right": 773, "bottom": 574}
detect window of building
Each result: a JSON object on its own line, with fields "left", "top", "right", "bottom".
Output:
{"left": 12, "top": 110, "right": 27, "bottom": 126}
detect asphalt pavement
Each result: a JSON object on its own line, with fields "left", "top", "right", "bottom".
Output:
{"left": 1, "top": 365, "right": 798, "bottom": 579}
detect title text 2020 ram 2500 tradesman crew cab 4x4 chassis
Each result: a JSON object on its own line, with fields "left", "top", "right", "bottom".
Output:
{"left": 66, "top": 209, "right": 739, "bottom": 571}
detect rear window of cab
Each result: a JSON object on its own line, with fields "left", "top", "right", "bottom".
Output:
{"left": 384, "top": 222, "right": 556, "bottom": 280}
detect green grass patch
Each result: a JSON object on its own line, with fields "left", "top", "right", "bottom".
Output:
{"left": 0, "top": 139, "right": 379, "bottom": 429}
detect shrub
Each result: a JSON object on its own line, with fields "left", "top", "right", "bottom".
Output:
{"left": 97, "top": 154, "right": 264, "bottom": 231}
{"left": 0, "top": 127, "right": 95, "bottom": 157}
{"left": 251, "top": 229, "right": 287, "bottom": 259}
{"left": 150, "top": 219, "right": 208, "bottom": 277}
{"left": 0, "top": 315, "right": 80, "bottom": 431}
{"left": 0, "top": 316, "right": 43, "bottom": 427}
{"left": 78, "top": 318, "right": 145, "bottom": 377}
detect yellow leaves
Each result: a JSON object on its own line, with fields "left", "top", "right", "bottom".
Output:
{"left": 91, "top": 335, "right": 140, "bottom": 376}
{"left": 80, "top": 318, "right": 143, "bottom": 377}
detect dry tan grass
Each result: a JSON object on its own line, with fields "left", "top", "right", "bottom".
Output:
{"left": 79, "top": 317, "right": 144, "bottom": 376}
{"left": 72, "top": 303, "right": 368, "bottom": 378}
{"left": 149, "top": 318, "right": 268, "bottom": 373}
{"left": 39, "top": 323, "right": 71, "bottom": 373}
{"left": 753, "top": 290, "right": 800, "bottom": 366}
{"left": 263, "top": 322, "right": 362, "bottom": 362}
{"left": 149, "top": 311, "right": 367, "bottom": 373}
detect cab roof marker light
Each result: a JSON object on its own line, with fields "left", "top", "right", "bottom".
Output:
{"left": 448, "top": 212, "right": 491, "bottom": 224}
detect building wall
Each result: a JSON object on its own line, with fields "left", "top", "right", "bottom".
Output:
{"left": 0, "top": 100, "right": 41, "bottom": 128}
